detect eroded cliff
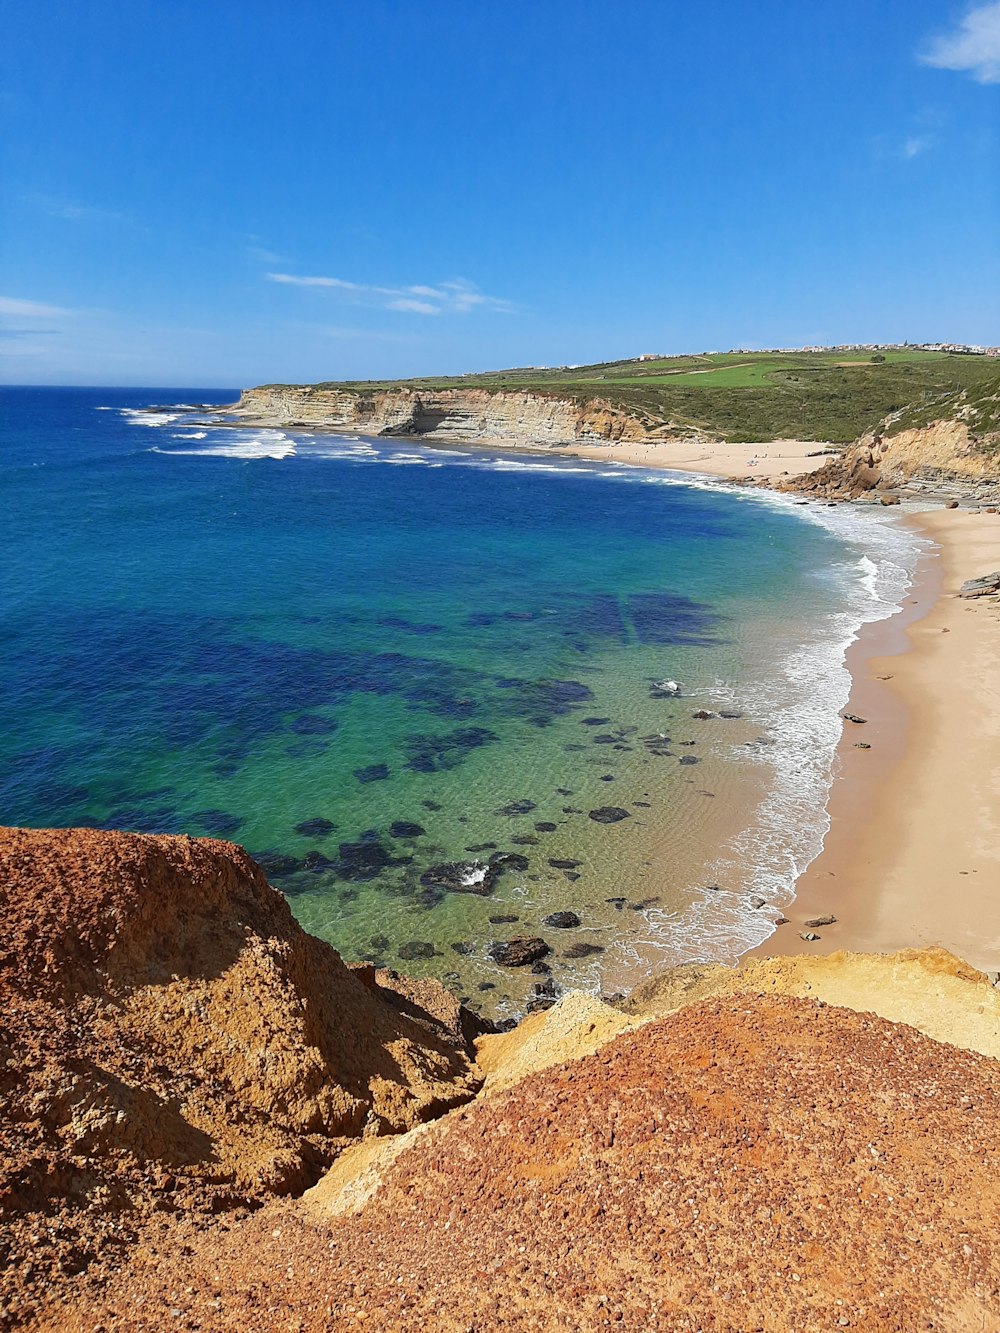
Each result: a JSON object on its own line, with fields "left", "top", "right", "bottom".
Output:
{"left": 0, "top": 828, "right": 481, "bottom": 1327}
{"left": 7, "top": 829, "right": 1000, "bottom": 1332}
{"left": 780, "top": 374, "right": 1000, "bottom": 501}
{"left": 232, "top": 384, "right": 653, "bottom": 445}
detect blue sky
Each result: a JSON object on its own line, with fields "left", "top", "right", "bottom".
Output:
{"left": 2, "top": 0, "right": 998, "bottom": 386}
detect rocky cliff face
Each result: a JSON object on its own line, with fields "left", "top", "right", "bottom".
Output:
{"left": 233, "top": 385, "right": 650, "bottom": 445}
{"left": 0, "top": 828, "right": 480, "bottom": 1327}
{"left": 780, "top": 376, "right": 1000, "bottom": 501}
{"left": 54, "top": 991, "right": 1000, "bottom": 1333}
{"left": 8, "top": 828, "right": 1000, "bottom": 1331}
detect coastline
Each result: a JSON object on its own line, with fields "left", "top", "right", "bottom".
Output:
{"left": 196, "top": 406, "right": 1000, "bottom": 978}
{"left": 544, "top": 434, "right": 1000, "bottom": 976}
{"left": 758, "top": 504, "right": 1000, "bottom": 973}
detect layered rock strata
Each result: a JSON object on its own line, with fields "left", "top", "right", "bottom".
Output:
{"left": 232, "top": 385, "right": 653, "bottom": 445}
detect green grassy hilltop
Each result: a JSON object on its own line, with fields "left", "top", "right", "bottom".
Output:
{"left": 301, "top": 348, "right": 999, "bottom": 444}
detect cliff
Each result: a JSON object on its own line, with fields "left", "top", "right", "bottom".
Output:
{"left": 7, "top": 829, "right": 1000, "bottom": 1331}
{"left": 780, "top": 374, "right": 1000, "bottom": 501}
{"left": 232, "top": 384, "right": 654, "bottom": 445}
{"left": 0, "top": 828, "right": 481, "bottom": 1328}
{"left": 53, "top": 991, "right": 1000, "bottom": 1333}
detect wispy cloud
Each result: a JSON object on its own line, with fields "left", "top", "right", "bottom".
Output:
{"left": 25, "top": 192, "right": 127, "bottom": 223}
{"left": 901, "top": 135, "right": 931, "bottom": 159}
{"left": 245, "top": 243, "right": 287, "bottom": 265}
{"left": 266, "top": 272, "right": 512, "bottom": 315}
{"left": 921, "top": 2, "right": 1000, "bottom": 83}
{"left": 0, "top": 295, "right": 72, "bottom": 319}
{"left": 386, "top": 297, "right": 441, "bottom": 315}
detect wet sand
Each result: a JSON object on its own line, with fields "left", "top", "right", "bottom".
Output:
{"left": 756, "top": 506, "right": 1000, "bottom": 973}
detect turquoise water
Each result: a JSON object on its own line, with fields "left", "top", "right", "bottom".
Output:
{"left": 0, "top": 387, "right": 923, "bottom": 1015}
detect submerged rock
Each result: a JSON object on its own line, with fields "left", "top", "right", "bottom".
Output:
{"left": 354, "top": 763, "right": 389, "bottom": 784}
{"left": 302, "top": 850, "right": 335, "bottom": 871}
{"left": 253, "top": 850, "right": 301, "bottom": 877}
{"left": 294, "top": 817, "right": 336, "bottom": 838}
{"left": 191, "top": 809, "right": 243, "bottom": 837}
{"left": 543, "top": 911, "right": 581, "bottom": 929}
{"left": 389, "top": 821, "right": 426, "bottom": 839}
{"left": 489, "top": 851, "right": 530, "bottom": 873}
{"left": 335, "top": 841, "right": 393, "bottom": 880}
{"left": 496, "top": 798, "right": 537, "bottom": 817}
{"left": 290, "top": 714, "right": 338, "bottom": 735}
{"left": 563, "top": 941, "right": 605, "bottom": 959}
{"left": 397, "top": 941, "right": 437, "bottom": 961}
{"left": 589, "top": 806, "right": 631, "bottom": 823}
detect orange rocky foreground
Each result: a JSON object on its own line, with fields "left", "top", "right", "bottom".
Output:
{"left": 3, "top": 829, "right": 1000, "bottom": 1332}
{"left": 0, "top": 828, "right": 481, "bottom": 1329}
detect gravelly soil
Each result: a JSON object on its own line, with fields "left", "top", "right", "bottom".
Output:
{"left": 40, "top": 994, "right": 1000, "bottom": 1333}
{"left": 0, "top": 827, "right": 480, "bottom": 1332}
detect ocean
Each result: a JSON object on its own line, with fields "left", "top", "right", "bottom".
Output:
{"left": 0, "top": 386, "right": 925, "bottom": 1015}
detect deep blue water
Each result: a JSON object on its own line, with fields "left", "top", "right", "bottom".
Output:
{"left": 0, "top": 386, "right": 921, "bottom": 1012}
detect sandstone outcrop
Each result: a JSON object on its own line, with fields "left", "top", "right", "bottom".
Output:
{"left": 777, "top": 376, "right": 1000, "bottom": 501}
{"left": 231, "top": 384, "right": 651, "bottom": 445}
{"left": 0, "top": 828, "right": 480, "bottom": 1327}
{"left": 50, "top": 994, "right": 1000, "bottom": 1332}
{"left": 622, "top": 945, "right": 1000, "bottom": 1059}
{"left": 8, "top": 828, "right": 1000, "bottom": 1331}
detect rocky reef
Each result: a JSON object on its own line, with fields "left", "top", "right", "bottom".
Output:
{"left": 231, "top": 384, "right": 651, "bottom": 445}
{"left": 4, "top": 828, "right": 1000, "bottom": 1331}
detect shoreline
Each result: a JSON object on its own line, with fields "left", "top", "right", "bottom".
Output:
{"left": 203, "top": 408, "right": 1000, "bottom": 979}
{"left": 542, "top": 436, "right": 1000, "bottom": 977}
{"left": 757, "top": 504, "right": 1000, "bottom": 973}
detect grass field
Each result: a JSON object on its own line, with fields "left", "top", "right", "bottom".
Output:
{"left": 298, "top": 348, "right": 999, "bottom": 444}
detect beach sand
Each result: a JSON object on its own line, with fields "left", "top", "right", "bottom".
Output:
{"left": 554, "top": 435, "right": 1000, "bottom": 976}
{"left": 562, "top": 436, "right": 838, "bottom": 481}
{"left": 757, "top": 505, "right": 1000, "bottom": 973}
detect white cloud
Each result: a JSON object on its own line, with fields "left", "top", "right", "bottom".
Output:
{"left": 0, "top": 295, "right": 72, "bottom": 318}
{"left": 921, "top": 2, "right": 1000, "bottom": 83}
{"left": 25, "top": 192, "right": 126, "bottom": 223}
{"left": 901, "top": 135, "right": 930, "bottom": 158}
{"left": 265, "top": 272, "right": 512, "bottom": 315}
{"left": 268, "top": 273, "right": 363, "bottom": 291}
{"left": 386, "top": 297, "right": 441, "bottom": 315}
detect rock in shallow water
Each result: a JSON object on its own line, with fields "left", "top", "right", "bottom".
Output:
{"left": 294, "top": 817, "right": 336, "bottom": 838}
{"left": 543, "top": 911, "right": 582, "bottom": 929}
{"left": 397, "top": 940, "right": 437, "bottom": 961}
{"left": 495, "top": 798, "right": 537, "bottom": 817}
{"left": 389, "top": 820, "right": 426, "bottom": 839}
{"left": 488, "top": 937, "right": 551, "bottom": 967}
{"left": 563, "top": 941, "right": 605, "bottom": 959}
{"left": 588, "top": 806, "right": 631, "bottom": 823}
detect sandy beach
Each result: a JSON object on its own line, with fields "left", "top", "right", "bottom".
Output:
{"left": 759, "top": 505, "right": 1000, "bottom": 973}
{"left": 556, "top": 435, "right": 1000, "bottom": 976}
{"left": 562, "top": 436, "right": 839, "bottom": 481}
